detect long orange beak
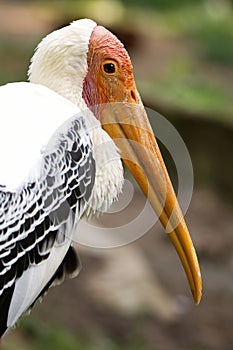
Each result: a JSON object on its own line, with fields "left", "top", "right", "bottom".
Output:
{"left": 99, "top": 91, "right": 202, "bottom": 304}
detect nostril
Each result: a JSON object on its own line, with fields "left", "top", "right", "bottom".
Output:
{"left": 130, "top": 90, "right": 137, "bottom": 102}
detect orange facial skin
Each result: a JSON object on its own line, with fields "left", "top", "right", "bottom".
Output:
{"left": 83, "top": 25, "right": 137, "bottom": 110}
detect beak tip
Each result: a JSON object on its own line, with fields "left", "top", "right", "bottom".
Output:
{"left": 192, "top": 271, "right": 202, "bottom": 305}
{"left": 194, "top": 285, "right": 202, "bottom": 305}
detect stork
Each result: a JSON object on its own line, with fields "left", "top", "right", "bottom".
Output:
{"left": 0, "top": 19, "right": 202, "bottom": 338}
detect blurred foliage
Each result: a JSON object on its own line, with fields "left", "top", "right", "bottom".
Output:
{"left": 0, "top": 39, "right": 32, "bottom": 83}
{"left": 2, "top": 317, "right": 149, "bottom": 350}
{"left": 139, "top": 61, "right": 232, "bottom": 118}
{"left": 162, "top": 2, "right": 233, "bottom": 67}
{"left": 190, "top": 21, "right": 233, "bottom": 67}
{"left": 132, "top": 1, "right": 233, "bottom": 122}
{"left": 122, "top": 0, "right": 204, "bottom": 10}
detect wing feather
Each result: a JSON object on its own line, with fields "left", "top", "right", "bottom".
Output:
{"left": 0, "top": 115, "right": 95, "bottom": 336}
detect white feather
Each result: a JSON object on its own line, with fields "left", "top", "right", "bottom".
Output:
{"left": 84, "top": 123, "right": 124, "bottom": 216}
{"left": 0, "top": 82, "right": 79, "bottom": 191}
{"left": 28, "top": 19, "right": 96, "bottom": 108}
{"left": 7, "top": 214, "right": 75, "bottom": 328}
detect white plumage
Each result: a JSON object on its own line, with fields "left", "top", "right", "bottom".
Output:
{"left": 0, "top": 19, "right": 123, "bottom": 337}
{"left": 29, "top": 19, "right": 96, "bottom": 107}
{"left": 0, "top": 83, "right": 79, "bottom": 190}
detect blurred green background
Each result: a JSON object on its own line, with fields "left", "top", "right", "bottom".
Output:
{"left": 0, "top": 1, "right": 233, "bottom": 350}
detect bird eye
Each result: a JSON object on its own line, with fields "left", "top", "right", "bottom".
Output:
{"left": 102, "top": 61, "right": 116, "bottom": 74}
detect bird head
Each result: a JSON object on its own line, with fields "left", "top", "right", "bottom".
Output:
{"left": 29, "top": 19, "right": 202, "bottom": 304}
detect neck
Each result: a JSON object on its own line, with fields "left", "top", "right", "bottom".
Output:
{"left": 30, "top": 71, "right": 87, "bottom": 110}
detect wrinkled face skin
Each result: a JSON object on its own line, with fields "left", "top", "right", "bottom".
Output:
{"left": 83, "top": 25, "right": 138, "bottom": 115}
